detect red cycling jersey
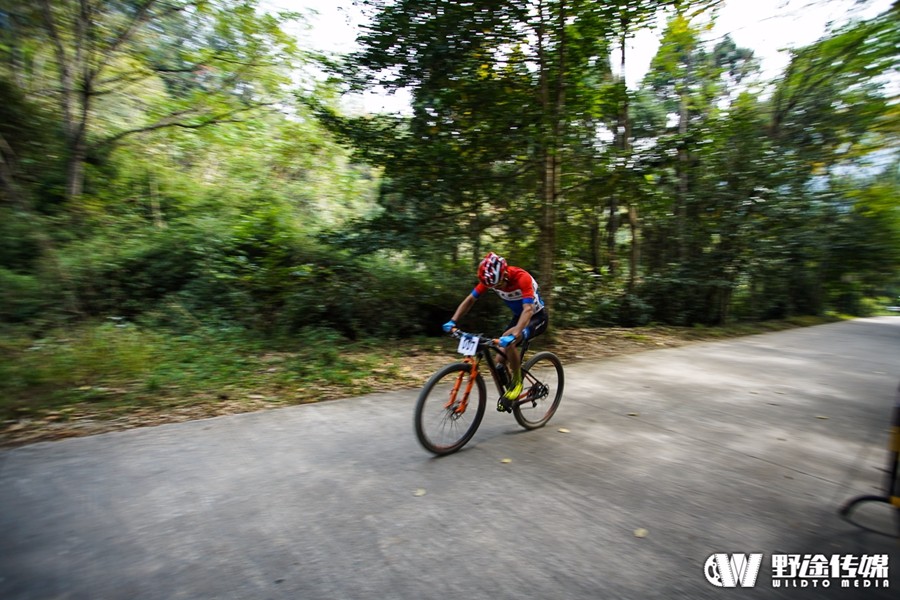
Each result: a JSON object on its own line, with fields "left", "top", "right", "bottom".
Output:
{"left": 472, "top": 266, "right": 545, "bottom": 317}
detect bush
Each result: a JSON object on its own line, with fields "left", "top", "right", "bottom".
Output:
{"left": 617, "top": 294, "right": 653, "bottom": 327}
{"left": 859, "top": 296, "right": 890, "bottom": 317}
{"left": 0, "top": 268, "right": 48, "bottom": 322}
{"left": 0, "top": 209, "right": 43, "bottom": 273}
{"left": 56, "top": 226, "right": 200, "bottom": 317}
{"left": 552, "top": 260, "right": 615, "bottom": 328}
{"left": 46, "top": 202, "right": 484, "bottom": 339}
{"left": 279, "top": 251, "right": 472, "bottom": 339}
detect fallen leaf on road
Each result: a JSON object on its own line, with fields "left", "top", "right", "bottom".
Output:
{"left": 414, "top": 489, "right": 427, "bottom": 497}
{"left": 634, "top": 528, "right": 649, "bottom": 538}
{"left": 501, "top": 458, "right": 512, "bottom": 464}
{"left": 816, "top": 415, "right": 829, "bottom": 420}
{"left": 558, "top": 428, "right": 570, "bottom": 433}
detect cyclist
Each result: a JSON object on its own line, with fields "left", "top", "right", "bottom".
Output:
{"left": 443, "top": 252, "right": 548, "bottom": 412}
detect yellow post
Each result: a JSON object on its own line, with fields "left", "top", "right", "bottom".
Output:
{"left": 839, "top": 382, "right": 900, "bottom": 536}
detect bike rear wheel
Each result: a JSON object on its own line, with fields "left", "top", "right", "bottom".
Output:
{"left": 414, "top": 362, "right": 487, "bottom": 455}
{"left": 513, "top": 351, "right": 564, "bottom": 430}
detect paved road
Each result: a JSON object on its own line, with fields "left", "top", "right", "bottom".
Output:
{"left": 2, "top": 318, "right": 899, "bottom": 600}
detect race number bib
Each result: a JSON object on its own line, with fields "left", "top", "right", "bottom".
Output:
{"left": 457, "top": 334, "right": 478, "bottom": 356}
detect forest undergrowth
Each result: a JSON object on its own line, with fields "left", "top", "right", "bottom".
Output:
{"left": 0, "top": 316, "right": 841, "bottom": 447}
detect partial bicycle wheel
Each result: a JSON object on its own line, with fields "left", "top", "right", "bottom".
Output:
{"left": 414, "top": 362, "right": 487, "bottom": 455}
{"left": 513, "top": 351, "right": 564, "bottom": 430}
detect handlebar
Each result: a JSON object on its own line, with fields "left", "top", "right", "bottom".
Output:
{"left": 449, "top": 328, "right": 499, "bottom": 348}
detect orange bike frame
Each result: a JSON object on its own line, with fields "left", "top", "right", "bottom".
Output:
{"left": 445, "top": 356, "right": 480, "bottom": 414}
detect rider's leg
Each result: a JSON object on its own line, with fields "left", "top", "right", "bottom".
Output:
{"left": 502, "top": 336, "right": 523, "bottom": 402}
{"left": 504, "top": 316, "right": 543, "bottom": 399}
{"left": 495, "top": 316, "right": 519, "bottom": 374}
{"left": 507, "top": 338, "right": 521, "bottom": 382}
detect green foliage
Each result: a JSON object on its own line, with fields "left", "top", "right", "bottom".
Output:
{"left": 0, "top": 0, "right": 896, "bottom": 357}
{"left": 0, "top": 209, "right": 41, "bottom": 271}
{"left": 34, "top": 197, "right": 467, "bottom": 339}
{"left": 1, "top": 0, "right": 897, "bottom": 438}
{"left": 0, "top": 268, "right": 47, "bottom": 322}
{"left": 0, "top": 321, "right": 392, "bottom": 421}
{"left": 551, "top": 258, "right": 615, "bottom": 327}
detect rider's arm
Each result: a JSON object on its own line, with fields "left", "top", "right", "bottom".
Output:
{"left": 507, "top": 302, "right": 534, "bottom": 340}
{"left": 450, "top": 293, "right": 478, "bottom": 324}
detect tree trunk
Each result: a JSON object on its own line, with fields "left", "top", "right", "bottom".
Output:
{"left": 42, "top": 0, "right": 88, "bottom": 203}
{"left": 677, "top": 89, "right": 689, "bottom": 262}
{"left": 534, "top": 0, "right": 565, "bottom": 318}
{"left": 618, "top": 28, "right": 639, "bottom": 293}
{"left": 589, "top": 206, "right": 601, "bottom": 274}
{"left": 628, "top": 204, "right": 640, "bottom": 293}
{"left": 66, "top": 134, "right": 87, "bottom": 201}
{"left": 538, "top": 150, "right": 558, "bottom": 315}
{"left": 41, "top": 0, "right": 162, "bottom": 204}
{"left": 65, "top": 75, "right": 91, "bottom": 202}
{"left": 606, "top": 197, "right": 618, "bottom": 275}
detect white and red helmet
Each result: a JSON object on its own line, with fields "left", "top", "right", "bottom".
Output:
{"left": 478, "top": 252, "right": 507, "bottom": 287}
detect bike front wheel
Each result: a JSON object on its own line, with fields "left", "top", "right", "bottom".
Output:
{"left": 414, "top": 362, "right": 487, "bottom": 455}
{"left": 513, "top": 351, "right": 564, "bottom": 430}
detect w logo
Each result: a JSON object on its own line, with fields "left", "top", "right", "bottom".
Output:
{"left": 705, "top": 553, "right": 764, "bottom": 588}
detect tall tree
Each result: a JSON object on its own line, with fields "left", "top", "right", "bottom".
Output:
{"left": 754, "top": 5, "right": 900, "bottom": 317}
{"left": 0, "top": 0, "right": 299, "bottom": 204}
{"left": 332, "top": 0, "right": 711, "bottom": 311}
{"left": 637, "top": 11, "right": 761, "bottom": 323}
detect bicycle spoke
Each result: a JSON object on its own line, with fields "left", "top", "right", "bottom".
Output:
{"left": 415, "top": 363, "right": 486, "bottom": 455}
{"left": 513, "top": 352, "right": 564, "bottom": 430}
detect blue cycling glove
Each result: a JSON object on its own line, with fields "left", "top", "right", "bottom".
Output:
{"left": 442, "top": 320, "right": 456, "bottom": 333}
{"left": 499, "top": 334, "right": 516, "bottom": 347}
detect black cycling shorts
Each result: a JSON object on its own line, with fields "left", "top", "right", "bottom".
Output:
{"left": 506, "top": 309, "right": 548, "bottom": 341}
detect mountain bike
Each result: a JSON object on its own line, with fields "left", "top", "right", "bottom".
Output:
{"left": 414, "top": 328, "right": 564, "bottom": 456}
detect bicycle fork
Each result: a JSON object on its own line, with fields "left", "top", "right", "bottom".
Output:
{"left": 445, "top": 357, "right": 479, "bottom": 416}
